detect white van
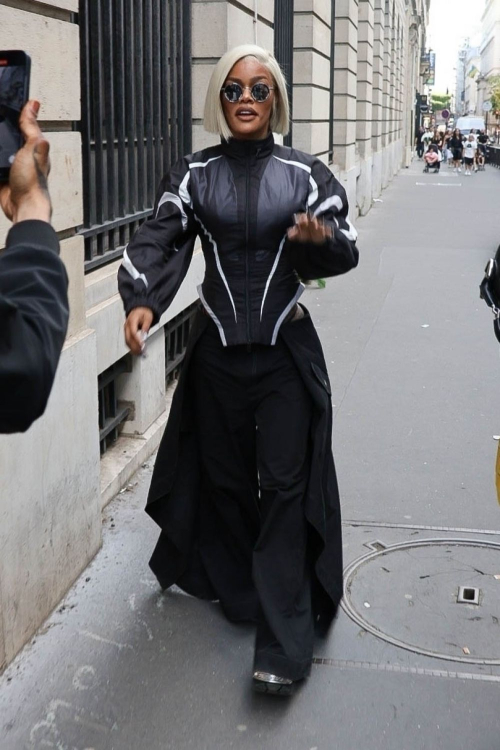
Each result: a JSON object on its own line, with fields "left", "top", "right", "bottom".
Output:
{"left": 455, "top": 116, "right": 486, "bottom": 135}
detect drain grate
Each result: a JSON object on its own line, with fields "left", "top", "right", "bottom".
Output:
{"left": 457, "top": 586, "right": 480, "bottom": 605}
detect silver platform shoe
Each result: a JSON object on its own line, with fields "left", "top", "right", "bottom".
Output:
{"left": 252, "top": 671, "right": 295, "bottom": 696}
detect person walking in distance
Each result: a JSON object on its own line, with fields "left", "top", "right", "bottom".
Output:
{"left": 463, "top": 134, "right": 477, "bottom": 176}
{"left": 477, "top": 129, "right": 488, "bottom": 170}
{"left": 449, "top": 128, "right": 464, "bottom": 173}
{"left": 415, "top": 126, "right": 425, "bottom": 159}
{"left": 118, "top": 45, "right": 359, "bottom": 695}
{"left": 422, "top": 126, "right": 433, "bottom": 154}
{"left": 442, "top": 129, "right": 452, "bottom": 166}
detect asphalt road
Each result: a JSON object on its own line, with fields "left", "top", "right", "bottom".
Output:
{"left": 2, "top": 157, "right": 500, "bottom": 750}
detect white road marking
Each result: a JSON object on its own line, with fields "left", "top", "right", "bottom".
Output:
{"left": 72, "top": 665, "right": 97, "bottom": 691}
{"left": 78, "top": 630, "right": 134, "bottom": 651}
{"left": 139, "top": 619, "right": 154, "bottom": 641}
{"left": 415, "top": 182, "right": 462, "bottom": 187}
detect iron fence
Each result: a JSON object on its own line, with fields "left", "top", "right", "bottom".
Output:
{"left": 329, "top": 0, "right": 336, "bottom": 162}
{"left": 79, "top": 0, "right": 192, "bottom": 271}
{"left": 165, "top": 303, "right": 199, "bottom": 386}
{"left": 98, "top": 355, "right": 132, "bottom": 454}
{"left": 488, "top": 145, "right": 500, "bottom": 168}
{"left": 274, "top": 0, "right": 294, "bottom": 147}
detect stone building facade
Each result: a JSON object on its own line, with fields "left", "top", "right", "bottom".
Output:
{"left": 0, "top": 0, "right": 429, "bottom": 670}
{"left": 478, "top": 0, "right": 500, "bottom": 124}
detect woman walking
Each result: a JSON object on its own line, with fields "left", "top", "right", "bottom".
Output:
{"left": 118, "top": 45, "right": 359, "bottom": 695}
{"left": 415, "top": 126, "right": 425, "bottom": 158}
{"left": 449, "top": 128, "right": 464, "bottom": 173}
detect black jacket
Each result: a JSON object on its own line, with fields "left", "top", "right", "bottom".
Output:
{"left": 0, "top": 220, "right": 69, "bottom": 433}
{"left": 118, "top": 133, "right": 359, "bottom": 346}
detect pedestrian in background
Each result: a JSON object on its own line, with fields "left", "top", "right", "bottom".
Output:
{"left": 463, "top": 134, "right": 477, "bottom": 176}
{"left": 118, "top": 44, "right": 359, "bottom": 695}
{"left": 415, "top": 125, "right": 425, "bottom": 158}
{"left": 0, "top": 100, "right": 68, "bottom": 434}
{"left": 449, "top": 128, "right": 464, "bottom": 173}
{"left": 423, "top": 144, "right": 440, "bottom": 173}
{"left": 431, "top": 128, "right": 443, "bottom": 148}
{"left": 422, "top": 126, "right": 433, "bottom": 153}
{"left": 442, "top": 129, "right": 453, "bottom": 167}
{"left": 477, "top": 129, "right": 488, "bottom": 169}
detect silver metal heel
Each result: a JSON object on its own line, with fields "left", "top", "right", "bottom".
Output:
{"left": 252, "top": 671, "right": 295, "bottom": 696}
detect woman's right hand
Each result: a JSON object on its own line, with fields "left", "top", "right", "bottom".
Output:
{"left": 124, "top": 307, "right": 154, "bottom": 355}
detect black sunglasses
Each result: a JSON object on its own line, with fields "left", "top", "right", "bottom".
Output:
{"left": 221, "top": 82, "right": 274, "bottom": 103}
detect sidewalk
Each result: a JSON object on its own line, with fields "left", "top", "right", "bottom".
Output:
{"left": 2, "top": 158, "right": 500, "bottom": 750}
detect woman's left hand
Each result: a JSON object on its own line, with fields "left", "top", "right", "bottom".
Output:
{"left": 287, "top": 213, "right": 333, "bottom": 245}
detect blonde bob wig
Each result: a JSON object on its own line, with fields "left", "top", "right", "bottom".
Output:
{"left": 204, "top": 45, "right": 290, "bottom": 142}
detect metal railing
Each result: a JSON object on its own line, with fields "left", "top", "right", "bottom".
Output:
{"left": 329, "top": 0, "right": 336, "bottom": 163}
{"left": 165, "top": 303, "right": 199, "bottom": 386}
{"left": 79, "top": 0, "right": 192, "bottom": 272}
{"left": 98, "top": 356, "right": 132, "bottom": 454}
{"left": 274, "top": 0, "right": 294, "bottom": 147}
{"left": 488, "top": 145, "right": 500, "bottom": 168}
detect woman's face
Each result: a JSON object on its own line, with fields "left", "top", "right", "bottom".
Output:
{"left": 221, "top": 57, "right": 275, "bottom": 141}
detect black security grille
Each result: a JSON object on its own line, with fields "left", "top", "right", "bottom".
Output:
{"left": 165, "top": 302, "right": 199, "bottom": 386}
{"left": 274, "top": 0, "right": 294, "bottom": 146}
{"left": 329, "top": 0, "right": 336, "bottom": 163}
{"left": 79, "top": 0, "right": 192, "bottom": 271}
{"left": 98, "top": 356, "right": 132, "bottom": 455}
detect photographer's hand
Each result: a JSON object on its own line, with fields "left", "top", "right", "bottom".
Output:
{"left": 0, "top": 100, "right": 52, "bottom": 224}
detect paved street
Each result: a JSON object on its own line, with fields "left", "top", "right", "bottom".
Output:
{"left": 2, "top": 157, "right": 500, "bottom": 750}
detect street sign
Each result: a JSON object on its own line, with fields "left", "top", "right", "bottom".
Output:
{"left": 483, "top": 101, "right": 493, "bottom": 112}
{"left": 441, "top": 109, "right": 450, "bottom": 120}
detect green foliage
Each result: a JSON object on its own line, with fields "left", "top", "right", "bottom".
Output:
{"left": 430, "top": 93, "right": 451, "bottom": 112}
{"left": 487, "top": 76, "right": 500, "bottom": 113}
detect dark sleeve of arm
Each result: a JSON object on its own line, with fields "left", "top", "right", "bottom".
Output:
{"left": 118, "top": 158, "right": 198, "bottom": 325}
{"left": 287, "top": 159, "right": 359, "bottom": 281}
{"left": 0, "top": 221, "right": 69, "bottom": 434}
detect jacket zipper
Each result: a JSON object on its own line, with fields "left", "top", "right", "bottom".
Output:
{"left": 245, "top": 158, "right": 252, "bottom": 346}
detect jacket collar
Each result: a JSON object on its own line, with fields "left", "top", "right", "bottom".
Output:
{"left": 221, "top": 132, "right": 275, "bottom": 160}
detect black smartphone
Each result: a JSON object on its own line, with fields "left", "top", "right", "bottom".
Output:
{"left": 0, "top": 51, "right": 31, "bottom": 182}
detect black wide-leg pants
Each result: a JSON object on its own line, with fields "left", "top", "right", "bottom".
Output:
{"left": 191, "top": 321, "right": 315, "bottom": 681}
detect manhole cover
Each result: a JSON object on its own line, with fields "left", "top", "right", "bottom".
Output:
{"left": 342, "top": 538, "right": 500, "bottom": 664}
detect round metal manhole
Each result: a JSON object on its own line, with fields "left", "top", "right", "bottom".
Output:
{"left": 341, "top": 538, "right": 500, "bottom": 665}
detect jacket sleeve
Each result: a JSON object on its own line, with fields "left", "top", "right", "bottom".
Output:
{"left": 118, "top": 158, "right": 198, "bottom": 324}
{"left": 287, "top": 159, "right": 359, "bottom": 281}
{"left": 0, "top": 220, "right": 69, "bottom": 434}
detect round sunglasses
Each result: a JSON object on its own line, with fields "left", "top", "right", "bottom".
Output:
{"left": 221, "top": 82, "right": 274, "bottom": 103}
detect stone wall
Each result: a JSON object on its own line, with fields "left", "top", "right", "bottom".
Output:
{"left": 0, "top": 0, "right": 101, "bottom": 672}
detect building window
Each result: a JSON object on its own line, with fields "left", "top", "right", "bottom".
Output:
{"left": 79, "top": 0, "right": 192, "bottom": 271}
{"left": 274, "top": 0, "right": 294, "bottom": 146}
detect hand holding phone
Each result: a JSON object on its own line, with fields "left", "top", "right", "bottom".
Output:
{"left": 0, "top": 51, "right": 31, "bottom": 182}
{"left": 0, "top": 99, "right": 52, "bottom": 225}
